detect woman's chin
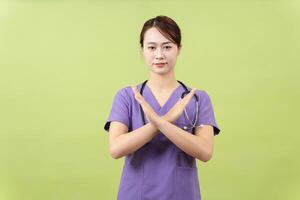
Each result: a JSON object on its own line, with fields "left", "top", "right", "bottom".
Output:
{"left": 151, "top": 68, "right": 173, "bottom": 75}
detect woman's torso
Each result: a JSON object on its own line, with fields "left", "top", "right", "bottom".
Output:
{"left": 117, "top": 82, "right": 202, "bottom": 200}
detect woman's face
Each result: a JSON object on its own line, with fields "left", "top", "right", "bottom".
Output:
{"left": 141, "top": 27, "right": 180, "bottom": 75}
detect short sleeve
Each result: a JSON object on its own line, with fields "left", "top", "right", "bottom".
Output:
{"left": 196, "top": 91, "right": 221, "bottom": 136}
{"left": 103, "top": 88, "right": 130, "bottom": 133}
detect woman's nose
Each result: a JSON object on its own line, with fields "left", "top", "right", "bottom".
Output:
{"left": 155, "top": 48, "right": 164, "bottom": 59}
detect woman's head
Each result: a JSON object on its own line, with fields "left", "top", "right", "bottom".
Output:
{"left": 140, "top": 15, "right": 181, "bottom": 49}
{"left": 139, "top": 15, "right": 182, "bottom": 75}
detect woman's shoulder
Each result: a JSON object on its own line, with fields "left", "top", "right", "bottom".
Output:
{"left": 115, "top": 85, "right": 131, "bottom": 97}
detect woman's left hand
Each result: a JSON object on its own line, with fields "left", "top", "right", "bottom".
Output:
{"left": 131, "top": 85, "right": 163, "bottom": 127}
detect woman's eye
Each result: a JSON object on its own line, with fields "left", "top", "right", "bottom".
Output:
{"left": 148, "top": 46, "right": 155, "bottom": 50}
{"left": 164, "top": 46, "right": 172, "bottom": 49}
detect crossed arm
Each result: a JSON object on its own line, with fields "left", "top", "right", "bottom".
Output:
{"left": 108, "top": 87, "right": 214, "bottom": 162}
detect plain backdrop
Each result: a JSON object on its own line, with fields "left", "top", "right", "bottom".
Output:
{"left": 0, "top": 0, "right": 299, "bottom": 199}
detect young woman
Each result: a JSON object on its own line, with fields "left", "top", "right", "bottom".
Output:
{"left": 104, "top": 15, "right": 221, "bottom": 200}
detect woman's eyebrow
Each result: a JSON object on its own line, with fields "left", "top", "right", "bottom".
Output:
{"left": 147, "top": 42, "right": 172, "bottom": 45}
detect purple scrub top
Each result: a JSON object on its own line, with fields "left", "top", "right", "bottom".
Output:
{"left": 104, "top": 82, "right": 221, "bottom": 200}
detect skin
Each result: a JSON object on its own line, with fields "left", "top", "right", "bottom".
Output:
{"left": 108, "top": 27, "right": 214, "bottom": 162}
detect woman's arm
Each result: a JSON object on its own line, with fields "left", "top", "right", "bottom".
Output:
{"left": 108, "top": 115, "right": 171, "bottom": 159}
{"left": 157, "top": 119, "right": 214, "bottom": 162}
{"left": 108, "top": 121, "right": 156, "bottom": 159}
{"left": 108, "top": 86, "right": 199, "bottom": 159}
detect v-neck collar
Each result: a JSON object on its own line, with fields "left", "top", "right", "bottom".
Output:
{"left": 145, "top": 83, "right": 182, "bottom": 113}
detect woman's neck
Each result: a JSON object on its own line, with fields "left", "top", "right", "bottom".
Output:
{"left": 147, "top": 71, "right": 179, "bottom": 92}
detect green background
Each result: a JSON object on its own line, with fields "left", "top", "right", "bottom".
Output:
{"left": 0, "top": 0, "right": 299, "bottom": 199}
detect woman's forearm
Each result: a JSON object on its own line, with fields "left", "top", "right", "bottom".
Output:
{"left": 156, "top": 119, "right": 213, "bottom": 162}
{"left": 111, "top": 115, "right": 171, "bottom": 159}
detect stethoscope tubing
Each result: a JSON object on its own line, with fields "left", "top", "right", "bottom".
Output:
{"left": 139, "top": 80, "right": 199, "bottom": 134}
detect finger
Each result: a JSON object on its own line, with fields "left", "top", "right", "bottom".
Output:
{"left": 183, "top": 88, "right": 197, "bottom": 100}
{"left": 188, "top": 88, "right": 197, "bottom": 96}
{"left": 190, "top": 88, "right": 197, "bottom": 94}
{"left": 131, "top": 85, "right": 148, "bottom": 106}
{"left": 181, "top": 88, "right": 197, "bottom": 106}
{"left": 131, "top": 86, "right": 141, "bottom": 100}
{"left": 131, "top": 85, "right": 137, "bottom": 95}
{"left": 131, "top": 87, "right": 140, "bottom": 102}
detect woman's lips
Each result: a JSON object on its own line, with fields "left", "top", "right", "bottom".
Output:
{"left": 154, "top": 63, "right": 166, "bottom": 67}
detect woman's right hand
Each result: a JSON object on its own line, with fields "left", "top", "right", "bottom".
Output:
{"left": 163, "top": 88, "right": 197, "bottom": 123}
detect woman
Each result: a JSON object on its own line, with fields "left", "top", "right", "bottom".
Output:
{"left": 104, "top": 15, "right": 221, "bottom": 200}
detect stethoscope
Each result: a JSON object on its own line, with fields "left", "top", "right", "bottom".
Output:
{"left": 139, "top": 80, "right": 200, "bottom": 134}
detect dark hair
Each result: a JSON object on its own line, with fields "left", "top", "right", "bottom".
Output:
{"left": 139, "top": 15, "right": 182, "bottom": 48}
